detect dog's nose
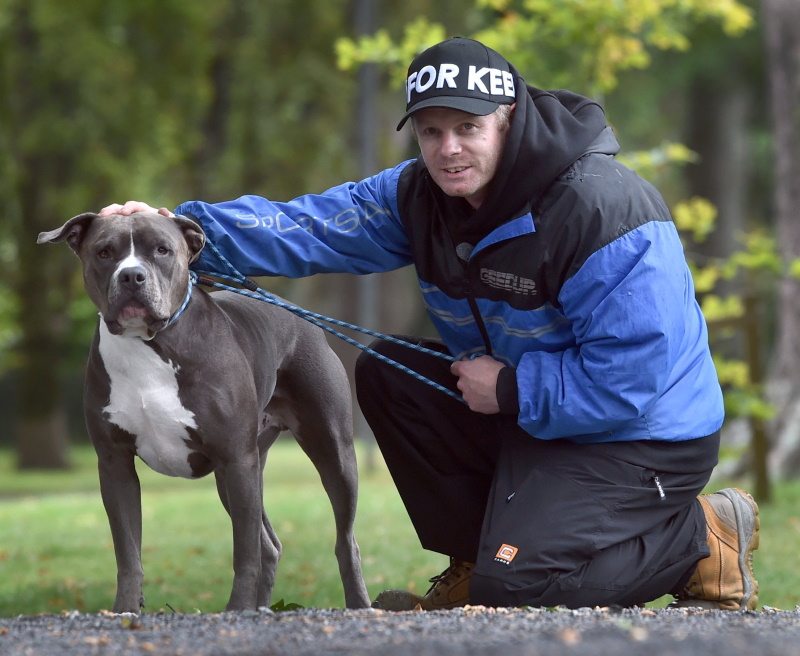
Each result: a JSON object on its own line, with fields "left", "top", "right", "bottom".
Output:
{"left": 118, "top": 265, "right": 147, "bottom": 290}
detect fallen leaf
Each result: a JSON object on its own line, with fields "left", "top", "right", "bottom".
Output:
{"left": 558, "top": 629, "right": 581, "bottom": 645}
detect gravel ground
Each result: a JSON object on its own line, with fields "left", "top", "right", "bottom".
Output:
{"left": 2, "top": 606, "right": 800, "bottom": 656}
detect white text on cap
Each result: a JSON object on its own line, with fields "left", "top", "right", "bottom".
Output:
{"left": 406, "top": 64, "right": 516, "bottom": 104}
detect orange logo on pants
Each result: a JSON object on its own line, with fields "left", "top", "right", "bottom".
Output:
{"left": 495, "top": 544, "right": 518, "bottom": 564}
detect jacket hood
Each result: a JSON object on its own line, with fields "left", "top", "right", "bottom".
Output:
{"left": 455, "top": 68, "right": 612, "bottom": 242}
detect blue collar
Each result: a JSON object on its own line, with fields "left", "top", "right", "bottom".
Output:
{"left": 165, "top": 272, "right": 196, "bottom": 329}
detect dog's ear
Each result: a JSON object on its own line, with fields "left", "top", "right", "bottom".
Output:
{"left": 37, "top": 212, "right": 99, "bottom": 255}
{"left": 173, "top": 214, "right": 206, "bottom": 264}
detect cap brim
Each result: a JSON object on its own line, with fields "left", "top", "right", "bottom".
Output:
{"left": 396, "top": 96, "right": 501, "bottom": 131}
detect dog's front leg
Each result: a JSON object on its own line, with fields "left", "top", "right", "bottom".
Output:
{"left": 218, "top": 456, "right": 263, "bottom": 611}
{"left": 97, "top": 452, "right": 145, "bottom": 613}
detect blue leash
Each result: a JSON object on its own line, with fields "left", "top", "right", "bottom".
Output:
{"left": 179, "top": 241, "right": 466, "bottom": 405}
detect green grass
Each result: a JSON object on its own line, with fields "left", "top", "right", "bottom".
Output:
{"left": 0, "top": 441, "right": 442, "bottom": 616}
{"left": 0, "top": 442, "right": 797, "bottom": 617}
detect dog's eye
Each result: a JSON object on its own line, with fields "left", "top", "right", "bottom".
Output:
{"left": 157, "top": 246, "right": 171, "bottom": 255}
{"left": 97, "top": 248, "right": 111, "bottom": 259}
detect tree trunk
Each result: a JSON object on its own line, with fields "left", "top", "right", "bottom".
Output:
{"left": 15, "top": 411, "right": 71, "bottom": 470}
{"left": 8, "top": 7, "right": 72, "bottom": 469}
{"left": 684, "top": 72, "right": 753, "bottom": 376}
{"left": 12, "top": 152, "right": 74, "bottom": 470}
{"left": 685, "top": 80, "right": 751, "bottom": 263}
{"left": 762, "top": 0, "right": 800, "bottom": 476}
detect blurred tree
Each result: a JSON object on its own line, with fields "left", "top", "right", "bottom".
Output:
{"left": 762, "top": 0, "right": 800, "bottom": 475}
{"left": 337, "top": 0, "right": 752, "bottom": 95}
{"left": 682, "top": 22, "right": 763, "bottom": 265}
{"left": 603, "top": 2, "right": 769, "bottom": 415}
{"left": 0, "top": 0, "right": 222, "bottom": 467}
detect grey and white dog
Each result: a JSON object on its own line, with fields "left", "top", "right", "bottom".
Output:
{"left": 38, "top": 211, "right": 370, "bottom": 613}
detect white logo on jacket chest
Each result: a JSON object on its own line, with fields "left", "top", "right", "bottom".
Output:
{"left": 98, "top": 321, "right": 198, "bottom": 478}
{"left": 480, "top": 268, "right": 537, "bottom": 295}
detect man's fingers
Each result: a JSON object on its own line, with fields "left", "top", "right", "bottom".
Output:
{"left": 450, "top": 359, "right": 465, "bottom": 375}
{"left": 98, "top": 201, "right": 166, "bottom": 217}
{"left": 118, "top": 200, "right": 156, "bottom": 215}
{"left": 98, "top": 203, "right": 123, "bottom": 217}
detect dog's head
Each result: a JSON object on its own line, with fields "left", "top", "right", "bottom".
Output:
{"left": 38, "top": 212, "right": 206, "bottom": 339}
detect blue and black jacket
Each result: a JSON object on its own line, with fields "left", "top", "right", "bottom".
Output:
{"left": 176, "top": 81, "right": 724, "bottom": 445}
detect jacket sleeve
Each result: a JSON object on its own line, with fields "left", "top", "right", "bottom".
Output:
{"left": 175, "top": 161, "right": 414, "bottom": 278}
{"left": 514, "top": 221, "right": 696, "bottom": 439}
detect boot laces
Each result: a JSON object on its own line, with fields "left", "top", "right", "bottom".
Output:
{"left": 425, "top": 558, "right": 469, "bottom": 594}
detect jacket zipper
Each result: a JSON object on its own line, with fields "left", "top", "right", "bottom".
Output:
{"left": 464, "top": 275, "right": 493, "bottom": 356}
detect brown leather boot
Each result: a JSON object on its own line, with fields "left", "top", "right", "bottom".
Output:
{"left": 372, "top": 558, "right": 474, "bottom": 611}
{"left": 673, "top": 488, "right": 760, "bottom": 610}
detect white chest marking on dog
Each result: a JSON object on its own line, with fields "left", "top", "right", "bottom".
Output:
{"left": 98, "top": 321, "right": 199, "bottom": 478}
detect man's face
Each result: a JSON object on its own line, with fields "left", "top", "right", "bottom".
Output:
{"left": 412, "top": 105, "right": 514, "bottom": 210}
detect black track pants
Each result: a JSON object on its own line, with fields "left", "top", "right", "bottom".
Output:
{"left": 355, "top": 336, "right": 720, "bottom": 608}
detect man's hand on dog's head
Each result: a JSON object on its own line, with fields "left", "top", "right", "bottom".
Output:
{"left": 99, "top": 201, "right": 175, "bottom": 218}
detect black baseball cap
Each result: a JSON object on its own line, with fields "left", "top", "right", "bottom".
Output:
{"left": 396, "top": 37, "right": 516, "bottom": 131}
